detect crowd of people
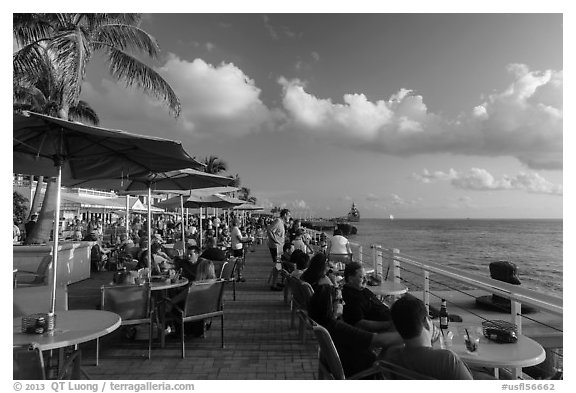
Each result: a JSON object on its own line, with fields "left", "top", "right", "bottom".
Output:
{"left": 260, "top": 208, "right": 493, "bottom": 380}
{"left": 15, "top": 205, "right": 490, "bottom": 380}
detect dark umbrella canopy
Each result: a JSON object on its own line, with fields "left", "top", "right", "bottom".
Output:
{"left": 183, "top": 193, "right": 245, "bottom": 209}
{"left": 13, "top": 112, "right": 203, "bottom": 182}
{"left": 70, "top": 168, "right": 234, "bottom": 193}
{"left": 13, "top": 111, "right": 202, "bottom": 315}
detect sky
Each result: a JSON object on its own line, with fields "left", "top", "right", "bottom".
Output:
{"left": 7, "top": 5, "right": 566, "bottom": 219}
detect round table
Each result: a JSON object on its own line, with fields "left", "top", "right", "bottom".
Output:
{"left": 436, "top": 322, "right": 546, "bottom": 378}
{"left": 13, "top": 310, "right": 121, "bottom": 351}
{"left": 368, "top": 281, "right": 409, "bottom": 297}
{"left": 149, "top": 277, "right": 189, "bottom": 347}
{"left": 149, "top": 277, "right": 189, "bottom": 291}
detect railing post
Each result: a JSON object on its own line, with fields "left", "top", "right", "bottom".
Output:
{"left": 511, "top": 300, "right": 522, "bottom": 335}
{"left": 424, "top": 270, "right": 430, "bottom": 314}
{"left": 511, "top": 300, "right": 522, "bottom": 379}
{"left": 372, "top": 244, "right": 380, "bottom": 277}
{"left": 392, "top": 249, "right": 400, "bottom": 283}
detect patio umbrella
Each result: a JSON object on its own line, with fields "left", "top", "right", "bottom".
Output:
{"left": 14, "top": 111, "right": 202, "bottom": 316}
{"left": 98, "top": 171, "right": 237, "bottom": 264}
{"left": 181, "top": 193, "right": 244, "bottom": 248}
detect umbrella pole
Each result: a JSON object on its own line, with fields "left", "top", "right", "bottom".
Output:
{"left": 180, "top": 195, "right": 185, "bottom": 247}
{"left": 199, "top": 207, "right": 203, "bottom": 249}
{"left": 49, "top": 164, "right": 63, "bottom": 316}
{"left": 126, "top": 195, "right": 130, "bottom": 241}
{"left": 147, "top": 186, "right": 152, "bottom": 278}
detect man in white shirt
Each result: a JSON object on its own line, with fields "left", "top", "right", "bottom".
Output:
{"left": 230, "top": 218, "right": 253, "bottom": 282}
{"left": 266, "top": 209, "right": 291, "bottom": 291}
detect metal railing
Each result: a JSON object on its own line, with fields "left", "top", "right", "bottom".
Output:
{"left": 299, "top": 228, "right": 563, "bottom": 379}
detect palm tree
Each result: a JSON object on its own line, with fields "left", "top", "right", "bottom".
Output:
{"left": 13, "top": 52, "right": 100, "bottom": 125}
{"left": 13, "top": 13, "right": 181, "bottom": 119}
{"left": 202, "top": 156, "right": 228, "bottom": 174}
{"left": 238, "top": 187, "right": 257, "bottom": 204}
{"left": 13, "top": 13, "right": 182, "bottom": 243}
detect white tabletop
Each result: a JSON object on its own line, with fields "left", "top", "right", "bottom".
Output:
{"left": 13, "top": 310, "right": 121, "bottom": 351}
{"left": 437, "top": 323, "right": 546, "bottom": 369}
{"left": 368, "top": 281, "right": 409, "bottom": 297}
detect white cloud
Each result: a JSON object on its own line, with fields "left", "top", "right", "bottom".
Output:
{"left": 291, "top": 199, "right": 309, "bottom": 209}
{"left": 279, "top": 64, "right": 562, "bottom": 170}
{"left": 413, "top": 168, "right": 562, "bottom": 195}
{"left": 83, "top": 55, "right": 275, "bottom": 139}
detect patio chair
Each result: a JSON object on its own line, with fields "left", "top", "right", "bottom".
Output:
{"left": 280, "top": 269, "right": 291, "bottom": 304}
{"left": 310, "top": 322, "right": 385, "bottom": 380}
{"left": 13, "top": 344, "right": 86, "bottom": 380}
{"left": 290, "top": 279, "right": 314, "bottom": 342}
{"left": 99, "top": 283, "right": 154, "bottom": 364}
{"left": 219, "top": 257, "right": 238, "bottom": 300}
{"left": 372, "top": 360, "right": 436, "bottom": 380}
{"left": 14, "top": 255, "right": 51, "bottom": 287}
{"left": 168, "top": 279, "right": 226, "bottom": 358}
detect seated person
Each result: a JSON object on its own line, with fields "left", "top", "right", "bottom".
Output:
{"left": 327, "top": 229, "right": 353, "bottom": 263}
{"left": 309, "top": 284, "right": 402, "bottom": 379}
{"left": 204, "top": 229, "right": 217, "bottom": 249}
{"left": 383, "top": 294, "right": 474, "bottom": 380}
{"left": 300, "top": 253, "right": 338, "bottom": 290}
{"left": 292, "top": 228, "right": 313, "bottom": 254}
{"left": 341, "top": 262, "right": 394, "bottom": 333}
{"left": 280, "top": 243, "right": 295, "bottom": 273}
{"left": 289, "top": 249, "right": 310, "bottom": 279}
{"left": 194, "top": 258, "right": 217, "bottom": 282}
{"left": 199, "top": 247, "right": 227, "bottom": 278}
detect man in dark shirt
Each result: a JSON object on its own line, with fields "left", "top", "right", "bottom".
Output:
{"left": 308, "top": 284, "right": 402, "bottom": 378}
{"left": 25, "top": 213, "right": 38, "bottom": 237}
{"left": 383, "top": 294, "right": 474, "bottom": 380}
{"left": 341, "top": 262, "right": 394, "bottom": 332}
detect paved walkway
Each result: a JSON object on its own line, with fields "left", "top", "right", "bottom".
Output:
{"left": 67, "top": 244, "right": 318, "bottom": 380}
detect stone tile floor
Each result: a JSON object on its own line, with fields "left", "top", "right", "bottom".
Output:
{"left": 67, "top": 244, "right": 318, "bottom": 380}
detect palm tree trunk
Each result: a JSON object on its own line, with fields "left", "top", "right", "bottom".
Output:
{"left": 25, "top": 177, "right": 58, "bottom": 244}
{"left": 27, "top": 175, "right": 44, "bottom": 220}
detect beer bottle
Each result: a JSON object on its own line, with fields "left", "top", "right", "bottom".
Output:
{"left": 440, "top": 299, "right": 449, "bottom": 330}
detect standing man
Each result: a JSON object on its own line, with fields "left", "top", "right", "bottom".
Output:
{"left": 267, "top": 208, "right": 291, "bottom": 291}
{"left": 230, "top": 218, "right": 253, "bottom": 282}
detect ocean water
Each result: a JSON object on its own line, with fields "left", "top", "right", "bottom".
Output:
{"left": 345, "top": 219, "right": 563, "bottom": 296}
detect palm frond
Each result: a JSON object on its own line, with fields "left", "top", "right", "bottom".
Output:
{"left": 13, "top": 44, "right": 46, "bottom": 84}
{"left": 107, "top": 48, "right": 181, "bottom": 117}
{"left": 50, "top": 30, "right": 90, "bottom": 107}
{"left": 68, "top": 101, "right": 100, "bottom": 125}
{"left": 13, "top": 14, "right": 55, "bottom": 47}
{"left": 93, "top": 24, "right": 159, "bottom": 58}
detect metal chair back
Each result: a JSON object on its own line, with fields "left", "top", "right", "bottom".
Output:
{"left": 101, "top": 284, "right": 152, "bottom": 323}
{"left": 13, "top": 344, "right": 45, "bottom": 380}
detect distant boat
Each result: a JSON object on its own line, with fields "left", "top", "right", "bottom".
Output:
{"left": 389, "top": 214, "right": 394, "bottom": 220}
{"left": 347, "top": 202, "right": 360, "bottom": 222}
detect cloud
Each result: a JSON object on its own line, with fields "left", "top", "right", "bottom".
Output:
{"left": 311, "top": 52, "right": 320, "bottom": 62}
{"left": 83, "top": 55, "right": 276, "bottom": 139}
{"left": 291, "top": 199, "right": 309, "bottom": 209}
{"left": 413, "top": 168, "right": 562, "bottom": 195}
{"left": 278, "top": 64, "right": 562, "bottom": 170}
